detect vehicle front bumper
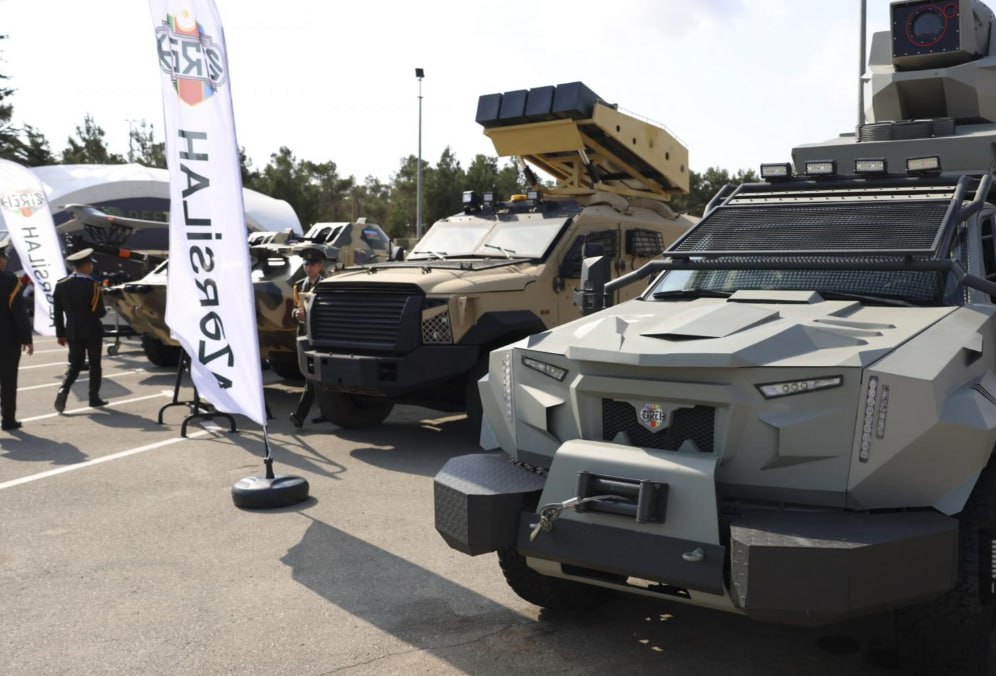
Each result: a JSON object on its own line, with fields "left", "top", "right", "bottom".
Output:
{"left": 434, "top": 445, "right": 959, "bottom": 626}
{"left": 298, "top": 338, "right": 479, "bottom": 398}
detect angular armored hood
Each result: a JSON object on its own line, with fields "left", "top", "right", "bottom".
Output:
{"left": 326, "top": 261, "right": 536, "bottom": 295}
{"left": 527, "top": 295, "right": 956, "bottom": 369}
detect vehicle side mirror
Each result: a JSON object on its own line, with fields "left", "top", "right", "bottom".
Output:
{"left": 573, "top": 254, "right": 611, "bottom": 315}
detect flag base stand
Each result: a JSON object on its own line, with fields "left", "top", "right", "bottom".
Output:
{"left": 232, "top": 454, "right": 309, "bottom": 509}
{"left": 159, "top": 353, "right": 237, "bottom": 437}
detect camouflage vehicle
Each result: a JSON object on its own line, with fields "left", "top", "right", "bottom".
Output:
{"left": 434, "top": 1, "right": 996, "bottom": 672}
{"left": 106, "top": 219, "right": 393, "bottom": 373}
{"left": 297, "top": 82, "right": 697, "bottom": 430}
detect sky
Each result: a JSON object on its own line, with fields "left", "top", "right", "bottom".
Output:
{"left": 1, "top": 0, "right": 896, "bottom": 184}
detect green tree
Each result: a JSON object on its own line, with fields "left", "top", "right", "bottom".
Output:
{"left": 239, "top": 147, "right": 261, "bottom": 191}
{"left": 385, "top": 155, "right": 420, "bottom": 239}
{"left": 254, "top": 146, "right": 325, "bottom": 227}
{"left": 464, "top": 155, "right": 526, "bottom": 199}
{"left": 304, "top": 160, "right": 353, "bottom": 222}
{"left": 20, "top": 125, "right": 55, "bottom": 166}
{"left": 671, "top": 167, "right": 760, "bottom": 217}
{"left": 424, "top": 147, "right": 464, "bottom": 225}
{"left": 61, "top": 114, "right": 125, "bottom": 164}
{"left": 0, "top": 34, "right": 24, "bottom": 162}
{"left": 349, "top": 177, "right": 390, "bottom": 228}
{"left": 127, "top": 119, "right": 165, "bottom": 168}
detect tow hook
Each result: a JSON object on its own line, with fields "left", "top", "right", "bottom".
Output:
{"left": 528, "top": 494, "right": 626, "bottom": 542}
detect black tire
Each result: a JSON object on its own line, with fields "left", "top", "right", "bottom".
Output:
{"left": 894, "top": 456, "right": 996, "bottom": 674}
{"left": 315, "top": 388, "right": 394, "bottom": 429}
{"left": 267, "top": 354, "right": 304, "bottom": 381}
{"left": 141, "top": 334, "right": 181, "bottom": 367}
{"left": 497, "top": 546, "right": 614, "bottom": 611}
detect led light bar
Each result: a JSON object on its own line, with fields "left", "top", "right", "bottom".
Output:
{"left": 756, "top": 376, "right": 843, "bottom": 399}
{"left": 502, "top": 353, "right": 513, "bottom": 422}
{"left": 804, "top": 160, "right": 837, "bottom": 176}
{"left": 760, "top": 163, "right": 792, "bottom": 179}
{"left": 522, "top": 355, "right": 567, "bottom": 382}
{"left": 907, "top": 155, "right": 941, "bottom": 174}
{"left": 860, "top": 376, "right": 880, "bottom": 462}
{"left": 854, "top": 158, "right": 887, "bottom": 174}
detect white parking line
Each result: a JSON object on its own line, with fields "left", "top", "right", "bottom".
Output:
{"left": 18, "top": 368, "right": 149, "bottom": 392}
{"left": 22, "top": 392, "right": 171, "bottom": 421}
{"left": 20, "top": 360, "right": 72, "bottom": 370}
{"left": 0, "top": 428, "right": 213, "bottom": 491}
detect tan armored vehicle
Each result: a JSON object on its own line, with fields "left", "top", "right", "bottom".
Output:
{"left": 435, "top": 1, "right": 996, "bottom": 672}
{"left": 297, "top": 82, "right": 696, "bottom": 429}
{"left": 106, "top": 219, "right": 393, "bottom": 374}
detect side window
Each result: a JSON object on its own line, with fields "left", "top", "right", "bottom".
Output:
{"left": 625, "top": 228, "right": 665, "bottom": 257}
{"left": 559, "top": 230, "right": 618, "bottom": 278}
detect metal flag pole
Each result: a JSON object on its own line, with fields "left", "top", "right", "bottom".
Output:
{"left": 416, "top": 67, "right": 424, "bottom": 240}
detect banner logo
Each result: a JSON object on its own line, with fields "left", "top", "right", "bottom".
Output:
{"left": 155, "top": 10, "right": 226, "bottom": 106}
{"left": 0, "top": 190, "right": 46, "bottom": 218}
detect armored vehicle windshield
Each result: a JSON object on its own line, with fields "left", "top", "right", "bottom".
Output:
{"left": 642, "top": 176, "right": 981, "bottom": 307}
{"left": 409, "top": 200, "right": 580, "bottom": 261}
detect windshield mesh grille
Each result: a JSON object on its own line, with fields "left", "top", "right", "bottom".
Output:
{"left": 673, "top": 202, "right": 948, "bottom": 254}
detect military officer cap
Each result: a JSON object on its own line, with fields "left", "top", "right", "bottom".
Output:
{"left": 66, "top": 247, "right": 95, "bottom": 266}
{"left": 299, "top": 247, "right": 327, "bottom": 264}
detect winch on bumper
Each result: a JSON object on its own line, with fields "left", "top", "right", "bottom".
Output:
{"left": 434, "top": 440, "right": 959, "bottom": 626}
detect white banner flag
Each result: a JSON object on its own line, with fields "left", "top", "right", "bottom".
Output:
{"left": 149, "top": 0, "right": 265, "bottom": 426}
{"left": 0, "top": 159, "right": 68, "bottom": 336}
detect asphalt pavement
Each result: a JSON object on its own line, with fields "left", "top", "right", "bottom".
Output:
{"left": 0, "top": 336, "right": 906, "bottom": 675}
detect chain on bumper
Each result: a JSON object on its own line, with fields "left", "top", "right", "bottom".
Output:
{"left": 528, "top": 494, "right": 626, "bottom": 542}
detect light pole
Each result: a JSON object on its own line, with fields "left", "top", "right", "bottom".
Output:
{"left": 415, "top": 67, "right": 424, "bottom": 240}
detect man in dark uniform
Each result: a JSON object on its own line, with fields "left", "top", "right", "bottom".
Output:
{"left": 289, "top": 247, "right": 327, "bottom": 428}
{"left": 0, "top": 244, "right": 34, "bottom": 430}
{"left": 53, "top": 248, "right": 107, "bottom": 412}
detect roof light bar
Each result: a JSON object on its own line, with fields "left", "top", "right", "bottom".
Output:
{"left": 462, "top": 191, "right": 481, "bottom": 212}
{"left": 760, "top": 163, "right": 792, "bottom": 180}
{"left": 804, "top": 160, "right": 837, "bottom": 177}
{"left": 906, "top": 155, "right": 941, "bottom": 175}
{"left": 854, "top": 158, "right": 887, "bottom": 175}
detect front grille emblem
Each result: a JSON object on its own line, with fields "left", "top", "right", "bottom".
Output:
{"left": 638, "top": 402, "right": 670, "bottom": 433}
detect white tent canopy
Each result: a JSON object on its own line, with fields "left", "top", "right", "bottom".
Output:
{"left": 31, "top": 163, "right": 301, "bottom": 234}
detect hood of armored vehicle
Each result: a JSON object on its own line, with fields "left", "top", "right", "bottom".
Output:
{"left": 527, "top": 296, "right": 957, "bottom": 368}
{"left": 328, "top": 261, "right": 536, "bottom": 295}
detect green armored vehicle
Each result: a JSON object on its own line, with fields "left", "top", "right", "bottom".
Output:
{"left": 106, "top": 219, "right": 393, "bottom": 373}
{"left": 298, "top": 82, "right": 697, "bottom": 429}
{"left": 435, "top": 1, "right": 996, "bottom": 672}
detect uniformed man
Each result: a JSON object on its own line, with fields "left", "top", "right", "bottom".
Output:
{"left": 0, "top": 245, "right": 34, "bottom": 430}
{"left": 53, "top": 248, "right": 107, "bottom": 412}
{"left": 289, "top": 247, "right": 327, "bottom": 428}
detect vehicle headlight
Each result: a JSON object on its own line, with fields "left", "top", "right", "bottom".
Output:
{"left": 522, "top": 355, "right": 567, "bottom": 382}
{"left": 756, "top": 376, "right": 842, "bottom": 399}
